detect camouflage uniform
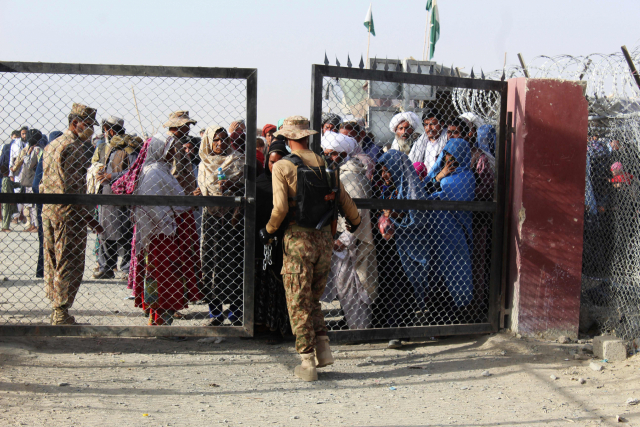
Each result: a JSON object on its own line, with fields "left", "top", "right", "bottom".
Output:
{"left": 281, "top": 226, "right": 333, "bottom": 353}
{"left": 40, "top": 104, "right": 98, "bottom": 315}
{"left": 266, "top": 117, "right": 361, "bottom": 355}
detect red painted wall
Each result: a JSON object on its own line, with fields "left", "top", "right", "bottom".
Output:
{"left": 506, "top": 78, "right": 588, "bottom": 338}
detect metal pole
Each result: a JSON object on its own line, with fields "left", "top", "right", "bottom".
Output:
{"left": 131, "top": 86, "right": 145, "bottom": 136}
{"left": 517, "top": 53, "right": 530, "bottom": 78}
{"left": 621, "top": 45, "right": 640, "bottom": 90}
{"left": 366, "top": 28, "right": 371, "bottom": 69}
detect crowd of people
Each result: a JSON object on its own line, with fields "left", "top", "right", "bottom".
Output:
{"left": 0, "top": 104, "right": 498, "bottom": 349}
{"left": 583, "top": 134, "right": 640, "bottom": 280}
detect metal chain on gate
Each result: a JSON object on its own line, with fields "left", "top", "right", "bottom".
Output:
{"left": 263, "top": 237, "right": 277, "bottom": 271}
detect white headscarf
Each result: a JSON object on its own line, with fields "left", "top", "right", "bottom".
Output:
{"left": 133, "top": 133, "right": 187, "bottom": 253}
{"left": 388, "top": 111, "right": 423, "bottom": 134}
{"left": 321, "top": 132, "right": 357, "bottom": 156}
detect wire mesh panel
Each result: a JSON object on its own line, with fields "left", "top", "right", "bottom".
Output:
{"left": 581, "top": 117, "right": 640, "bottom": 340}
{"left": 0, "top": 62, "right": 257, "bottom": 337}
{"left": 309, "top": 64, "right": 507, "bottom": 341}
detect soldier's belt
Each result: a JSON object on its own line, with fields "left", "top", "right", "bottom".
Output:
{"left": 289, "top": 224, "right": 331, "bottom": 233}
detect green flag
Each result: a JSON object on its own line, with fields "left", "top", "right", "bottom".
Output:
{"left": 364, "top": 4, "right": 375, "bottom": 36}
{"left": 426, "top": 0, "right": 440, "bottom": 59}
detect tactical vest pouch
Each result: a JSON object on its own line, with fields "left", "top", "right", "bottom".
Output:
{"left": 284, "top": 154, "right": 336, "bottom": 229}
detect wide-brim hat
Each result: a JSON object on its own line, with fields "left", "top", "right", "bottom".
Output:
{"left": 163, "top": 110, "right": 197, "bottom": 128}
{"left": 273, "top": 115, "right": 318, "bottom": 140}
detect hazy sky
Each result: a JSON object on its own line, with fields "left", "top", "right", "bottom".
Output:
{"left": 2, "top": 0, "right": 640, "bottom": 126}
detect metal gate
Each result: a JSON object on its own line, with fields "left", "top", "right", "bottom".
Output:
{"left": 309, "top": 62, "right": 508, "bottom": 342}
{"left": 0, "top": 62, "right": 257, "bottom": 338}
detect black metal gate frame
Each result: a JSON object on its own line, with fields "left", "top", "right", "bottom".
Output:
{"left": 309, "top": 64, "right": 509, "bottom": 342}
{"left": 0, "top": 62, "right": 258, "bottom": 338}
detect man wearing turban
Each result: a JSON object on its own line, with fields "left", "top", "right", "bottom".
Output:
{"left": 389, "top": 111, "right": 423, "bottom": 155}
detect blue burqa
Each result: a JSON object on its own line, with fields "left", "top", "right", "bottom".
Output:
{"left": 476, "top": 125, "right": 496, "bottom": 157}
{"left": 426, "top": 138, "right": 475, "bottom": 307}
{"left": 378, "top": 150, "right": 432, "bottom": 306}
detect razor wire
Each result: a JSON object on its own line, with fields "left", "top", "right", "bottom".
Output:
{"left": 452, "top": 45, "right": 640, "bottom": 125}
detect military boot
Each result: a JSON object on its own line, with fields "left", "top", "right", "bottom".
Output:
{"left": 51, "top": 307, "right": 77, "bottom": 325}
{"left": 294, "top": 352, "right": 318, "bottom": 382}
{"left": 315, "top": 335, "right": 334, "bottom": 368}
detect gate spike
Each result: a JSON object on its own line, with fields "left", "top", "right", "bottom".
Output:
{"left": 372, "top": 56, "right": 377, "bottom": 70}
{"left": 417, "top": 63, "right": 422, "bottom": 74}
{"left": 359, "top": 55, "right": 364, "bottom": 69}
{"left": 324, "top": 51, "right": 329, "bottom": 66}
{"left": 450, "top": 64, "right": 455, "bottom": 77}
{"left": 347, "top": 54, "right": 352, "bottom": 68}
{"left": 429, "top": 64, "right": 434, "bottom": 74}
{"left": 501, "top": 68, "right": 506, "bottom": 81}
{"left": 336, "top": 56, "right": 341, "bottom": 67}
{"left": 384, "top": 57, "right": 389, "bottom": 71}
{"left": 481, "top": 69, "right": 486, "bottom": 79}
{"left": 440, "top": 64, "right": 447, "bottom": 75}
{"left": 470, "top": 67, "right": 475, "bottom": 79}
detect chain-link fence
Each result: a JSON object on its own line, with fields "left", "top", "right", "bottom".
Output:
{"left": 307, "top": 62, "right": 507, "bottom": 341}
{"left": 442, "top": 46, "right": 640, "bottom": 341}
{"left": 582, "top": 116, "right": 640, "bottom": 340}
{"left": 0, "top": 62, "right": 257, "bottom": 337}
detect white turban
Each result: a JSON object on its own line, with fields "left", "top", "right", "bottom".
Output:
{"left": 459, "top": 112, "right": 485, "bottom": 129}
{"left": 321, "top": 132, "right": 357, "bottom": 155}
{"left": 388, "top": 111, "right": 423, "bottom": 134}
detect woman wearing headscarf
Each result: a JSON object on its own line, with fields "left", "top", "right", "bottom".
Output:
{"left": 261, "top": 124, "right": 277, "bottom": 167}
{"left": 254, "top": 140, "right": 291, "bottom": 339}
{"left": 133, "top": 134, "right": 201, "bottom": 325}
{"left": 198, "top": 125, "right": 245, "bottom": 326}
{"left": 112, "top": 136, "right": 152, "bottom": 303}
{"left": 377, "top": 150, "right": 430, "bottom": 323}
{"left": 423, "top": 138, "right": 475, "bottom": 322}
{"left": 371, "top": 160, "right": 415, "bottom": 347}
{"left": 476, "top": 125, "right": 496, "bottom": 157}
{"left": 320, "top": 132, "right": 379, "bottom": 329}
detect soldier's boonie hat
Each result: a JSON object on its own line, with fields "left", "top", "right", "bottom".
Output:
{"left": 273, "top": 116, "right": 318, "bottom": 140}
{"left": 69, "top": 103, "right": 99, "bottom": 126}
{"left": 102, "top": 116, "right": 125, "bottom": 128}
{"left": 163, "top": 110, "right": 197, "bottom": 128}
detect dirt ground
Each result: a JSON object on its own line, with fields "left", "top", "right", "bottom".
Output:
{"left": 1, "top": 332, "right": 639, "bottom": 427}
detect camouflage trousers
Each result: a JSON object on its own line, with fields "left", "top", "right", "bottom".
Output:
{"left": 43, "top": 218, "right": 88, "bottom": 309}
{"left": 281, "top": 226, "right": 333, "bottom": 354}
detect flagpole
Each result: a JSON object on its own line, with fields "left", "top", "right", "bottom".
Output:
{"left": 366, "top": 27, "right": 371, "bottom": 69}
{"left": 423, "top": 9, "right": 431, "bottom": 61}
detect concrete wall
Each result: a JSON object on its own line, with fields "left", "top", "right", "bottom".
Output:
{"left": 506, "top": 78, "right": 589, "bottom": 339}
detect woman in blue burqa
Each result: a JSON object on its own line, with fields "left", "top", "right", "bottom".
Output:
{"left": 378, "top": 150, "right": 431, "bottom": 315}
{"left": 423, "top": 138, "right": 476, "bottom": 322}
{"left": 379, "top": 145, "right": 472, "bottom": 324}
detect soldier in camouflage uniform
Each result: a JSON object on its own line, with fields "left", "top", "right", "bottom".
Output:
{"left": 163, "top": 110, "right": 199, "bottom": 195}
{"left": 260, "top": 116, "right": 361, "bottom": 381}
{"left": 40, "top": 103, "right": 104, "bottom": 325}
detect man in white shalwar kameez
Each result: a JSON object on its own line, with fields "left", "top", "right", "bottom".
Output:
{"left": 320, "top": 133, "right": 378, "bottom": 329}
